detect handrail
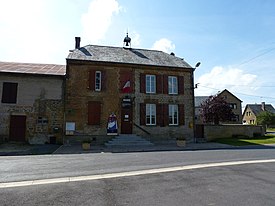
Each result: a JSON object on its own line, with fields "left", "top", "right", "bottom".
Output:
{"left": 133, "top": 123, "right": 151, "bottom": 135}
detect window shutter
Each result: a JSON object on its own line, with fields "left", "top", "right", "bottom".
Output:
{"left": 156, "top": 104, "right": 163, "bottom": 126}
{"left": 179, "top": 104, "right": 185, "bottom": 125}
{"left": 140, "top": 73, "right": 145, "bottom": 93}
{"left": 178, "top": 76, "right": 184, "bottom": 95}
{"left": 156, "top": 75, "right": 163, "bottom": 94}
{"left": 101, "top": 70, "right": 106, "bottom": 91}
{"left": 163, "top": 104, "right": 169, "bottom": 126}
{"left": 89, "top": 70, "right": 95, "bottom": 91}
{"left": 1, "top": 82, "right": 18, "bottom": 103}
{"left": 10, "top": 83, "right": 18, "bottom": 103}
{"left": 163, "top": 75, "right": 168, "bottom": 94}
{"left": 88, "top": 101, "right": 101, "bottom": 125}
{"left": 140, "top": 103, "right": 146, "bottom": 125}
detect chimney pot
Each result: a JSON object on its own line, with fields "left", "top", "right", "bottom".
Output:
{"left": 75, "top": 37, "right": 81, "bottom": 49}
{"left": 261, "top": 102, "right": 265, "bottom": 111}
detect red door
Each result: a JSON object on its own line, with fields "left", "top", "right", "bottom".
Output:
{"left": 9, "top": 115, "right": 26, "bottom": 142}
{"left": 121, "top": 107, "right": 133, "bottom": 134}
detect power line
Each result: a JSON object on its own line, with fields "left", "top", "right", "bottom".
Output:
{"left": 198, "top": 85, "right": 275, "bottom": 100}
{"left": 235, "top": 47, "right": 275, "bottom": 67}
{"left": 217, "top": 84, "right": 275, "bottom": 88}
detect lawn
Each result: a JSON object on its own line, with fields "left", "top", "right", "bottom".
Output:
{"left": 213, "top": 134, "right": 275, "bottom": 146}
{"left": 267, "top": 128, "right": 275, "bottom": 132}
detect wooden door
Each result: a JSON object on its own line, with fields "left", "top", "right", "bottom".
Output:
{"left": 195, "top": 124, "right": 204, "bottom": 138}
{"left": 121, "top": 107, "right": 133, "bottom": 134}
{"left": 9, "top": 115, "right": 26, "bottom": 142}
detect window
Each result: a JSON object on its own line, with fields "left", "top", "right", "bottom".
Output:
{"left": 229, "top": 103, "right": 237, "bottom": 109}
{"left": 169, "top": 105, "right": 178, "bottom": 125}
{"left": 146, "top": 75, "right": 156, "bottom": 93}
{"left": 1, "top": 82, "right": 18, "bottom": 104}
{"left": 168, "top": 76, "right": 178, "bottom": 94}
{"left": 146, "top": 104, "right": 156, "bottom": 125}
{"left": 95, "top": 71, "right": 101, "bottom": 91}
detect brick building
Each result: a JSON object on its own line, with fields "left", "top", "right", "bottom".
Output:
{"left": 65, "top": 37, "right": 196, "bottom": 143}
{"left": 0, "top": 61, "right": 65, "bottom": 144}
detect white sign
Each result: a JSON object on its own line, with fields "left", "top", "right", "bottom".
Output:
{"left": 66, "top": 122, "right": 75, "bottom": 131}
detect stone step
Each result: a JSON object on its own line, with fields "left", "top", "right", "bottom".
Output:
{"left": 105, "top": 135, "right": 154, "bottom": 147}
{"left": 196, "top": 138, "right": 207, "bottom": 143}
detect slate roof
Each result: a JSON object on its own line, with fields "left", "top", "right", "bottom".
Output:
{"left": 247, "top": 104, "right": 275, "bottom": 116}
{"left": 195, "top": 96, "right": 209, "bottom": 107}
{"left": 0, "top": 61, "right": 66, "bottom": 76}
{"left": 67, "top": 45, "right": 192, "bottom": 68}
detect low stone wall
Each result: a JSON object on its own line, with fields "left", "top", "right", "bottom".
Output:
{"left": 204, "top": 124, "right": 265, "bottom": 141}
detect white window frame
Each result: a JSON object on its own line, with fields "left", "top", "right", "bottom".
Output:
{"left": 146, "top": 104, "right": 156, "bottom": 125}
{"left": 168, "top": 76, "right": 178, "bottom": 94}
{"left": 169, "top": 104, "right": 179, "bottom": 125}
{"left": 95, "top": 71, "right": 101, "bottom": 91}
{"left": 146, "top": 75, "right": 156, "bottom": 94}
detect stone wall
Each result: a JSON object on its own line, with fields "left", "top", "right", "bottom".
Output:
{"left": 65, "top": 61, "right": 195, "bottom": 143}
{"left": 133, "top": 68, "right": 194, "bottom": 142}
{"left": 203, "top": 124, "right": 265, "bottom": 141}
{"left": 0, "top": 73, "right": 64, "bottom": 144}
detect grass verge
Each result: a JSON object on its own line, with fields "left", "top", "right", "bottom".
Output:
{"left": 267, "top": 128, "right": 275, "bottom": 132}
{"left": 213, "top": 134, "right": 275, "bottom": 146}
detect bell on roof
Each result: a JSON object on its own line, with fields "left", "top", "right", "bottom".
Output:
{"left": 123, "top": 33, "right": 131, "bottom": 48}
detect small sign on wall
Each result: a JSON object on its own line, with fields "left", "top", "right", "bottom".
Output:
{"left": 66, "top": 122, "right": 75, "bottom": 135}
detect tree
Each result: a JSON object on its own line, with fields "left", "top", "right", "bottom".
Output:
{"left": 256, "top": 111, "right": 275, "bottom": 128}
{"left": 200, "top": 95, "right": 235, "bottom": 125}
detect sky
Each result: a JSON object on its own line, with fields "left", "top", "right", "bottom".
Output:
{"left": 1, "top": 0, "right": 275, "bottom": 109}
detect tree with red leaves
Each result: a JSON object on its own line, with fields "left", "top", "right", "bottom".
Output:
{"left": 200, "top": 95, "right": 235, "bottom": 125}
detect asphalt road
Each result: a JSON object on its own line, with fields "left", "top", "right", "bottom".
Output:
{"left": 0, "top": 148, "right": 275, "bottom": 205}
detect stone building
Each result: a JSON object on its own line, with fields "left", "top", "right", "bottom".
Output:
{"left": 243, "top": 102, "right": 275, "bottom": 125}
{"left": 0, "top": 61, "right": 65, "bottom": 144}
{"left": 65, "top": 36, "right": 196, "bottom": 143}
{"left": 195, "top": 89, "right": 242, "bottom": 124}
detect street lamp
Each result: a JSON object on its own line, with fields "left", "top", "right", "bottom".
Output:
{"left": 192, "top": 62, "right": 201, "bottom": 143}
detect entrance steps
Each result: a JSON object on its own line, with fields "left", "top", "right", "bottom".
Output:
{"left": 105, "top": 134, "right": 154, "bottom": 147}
{"left": 196, "top": 138, "right": 207, "bottom": 143}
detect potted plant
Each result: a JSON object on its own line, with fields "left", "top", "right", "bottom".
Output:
{"left": 82, "top": 139, "right": 91, "bottom": 150}
{"left": 176, "top": 137, "right": 186, "bottom": 147}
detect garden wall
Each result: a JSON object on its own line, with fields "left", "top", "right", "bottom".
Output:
{"left": 203, "top": 124, "right": 265, "bottom": 141}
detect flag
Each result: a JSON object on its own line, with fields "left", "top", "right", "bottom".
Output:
{"left": 122, "top": 80, "right": 131, "bottom": 93}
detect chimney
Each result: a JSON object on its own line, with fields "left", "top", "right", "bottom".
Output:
{"left": 75, "top": 37, "right": 81, "bottom": 49}
{"left": 261, "top": 102, "right": 265, "bottom": 111}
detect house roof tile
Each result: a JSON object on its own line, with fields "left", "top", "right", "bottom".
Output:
{"left": 0, "top": 61, "right": 66, "bottom": 76}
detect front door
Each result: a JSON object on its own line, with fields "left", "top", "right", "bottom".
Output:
{"left": 121, "top": 107, "right": 132, "bottom": 134}
{"left": 9, "top": 115, "right": 26, "bottom": 142}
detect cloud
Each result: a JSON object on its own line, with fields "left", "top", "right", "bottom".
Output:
{"left": 81, "top": 0, "right": 121, "bottom": 44}
{"left": 0, "top": 1, "right": 62, "bottom": 63}
{"left": 152, "top": 38, "right": 175, "bottom": 53}
{"left": 195, "top": 66, "right": 258, "bottom": 96}
{"left": 131, "top": 31, "right": 141, "bottom": 47}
